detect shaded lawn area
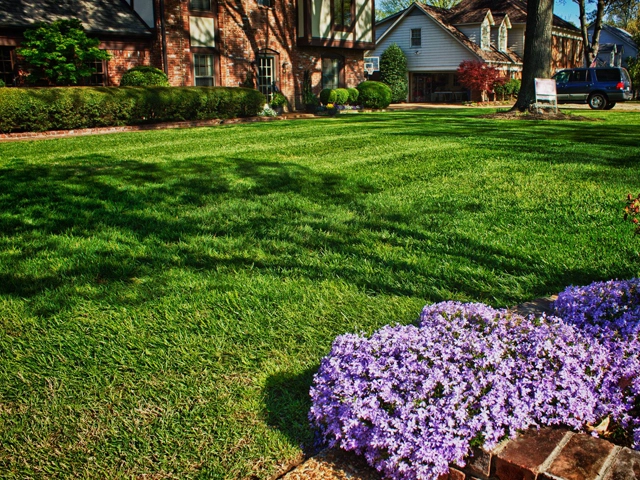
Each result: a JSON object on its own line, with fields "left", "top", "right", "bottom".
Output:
{"left": 0, "top": 108, "right": 639, "bottom": 478}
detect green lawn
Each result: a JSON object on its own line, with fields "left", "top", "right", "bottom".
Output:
{"left": 1, "top": 108, "right": 639, "bottom": 478}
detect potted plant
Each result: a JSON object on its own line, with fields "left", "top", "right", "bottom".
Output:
{"left": 270, "top": 92, "right": 287, "bottom": 115}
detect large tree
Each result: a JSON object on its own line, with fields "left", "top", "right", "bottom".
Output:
{"left": 602, "top": 0, "right": 640, "bottom": 32}
{"left": 576, "top": 0, "right": 607, "bottom": 66}
{"left": 513, "top": 0, "right": 554, "bottom": 110}
{"left": 16, "top": 19, "right": 110, "bottom": 86}
{"left": 377, "top": 0, "right": 461, "bottom": 21}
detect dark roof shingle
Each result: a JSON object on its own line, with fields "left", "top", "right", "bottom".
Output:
{"left": 0, "top": 0, "right": 152, "bottom": 36}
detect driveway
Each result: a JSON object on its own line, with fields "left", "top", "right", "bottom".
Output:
{"left": 387, "top": 102, "right": 640, "bottom": 111}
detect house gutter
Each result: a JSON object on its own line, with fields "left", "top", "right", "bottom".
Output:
{"left": 160, "top": 0, "right": 169, "bottom": 76}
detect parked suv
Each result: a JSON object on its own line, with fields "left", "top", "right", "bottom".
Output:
{"left": 552, "top": 67, "right": 632, "bottom": 110}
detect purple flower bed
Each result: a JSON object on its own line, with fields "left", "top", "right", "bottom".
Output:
{"left": 310, "top": 281, "right": 640, "bottom": 480}
{"left": 554, "top": 278, "right": 640, "bottom": 447}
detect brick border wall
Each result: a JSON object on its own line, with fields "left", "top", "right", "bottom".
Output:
{"left": 441, "top": 428, "right": 640, "bottom": 480}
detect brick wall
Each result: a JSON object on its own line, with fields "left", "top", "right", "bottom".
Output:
{"left": 105, "top": 48, "right": 154, "bottom": 86}
{"left": 155, "top": 0, "right": 365, "bottom": 108}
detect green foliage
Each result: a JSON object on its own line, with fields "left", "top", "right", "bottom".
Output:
{"left": 302, "top": 70, "right": 317, "bottom": 106}
{"left": 270, "top": 92, "right": 287, "bottom": 108}
{"left": 380, "top": 44, "right": 408, "bottom": 103}
{"left": 16, "top": 19, "right": 111, "bottom": 86}
{"left": 333, "top": 88, "right": 350, "bottom": 105}
{"left": 0, "top": 79, "right": 5, "bottom": 88}
{"left": 377, "top": 0, "right": 461, "bottom": 20}
{"left": 356, "top": 81, "right": 392, "bottom": 108}
{"left": 347, "top": 87, "right": 359, "bottom": 105}
{"left": 627, "top": 56, "right": 640, "bottom": 98}
{"left": 120, "top": 66, "right": 169, "bottom": 87}
{"left": 319, "top": 88, "right": 337, "bottom": 105}
{"left": 493, "top": 78, "right": 520, "bottom": 100}
{"left": 0, "top": 87, "right": 266, "bottom": 133}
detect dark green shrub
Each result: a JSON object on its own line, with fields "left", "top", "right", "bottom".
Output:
{"left": 0, "top": 86, "right": 265, "bottom": 133}
{"left": 270, "top": 92, "right": 287, "bottom": 108}
{"left": 356, "top": 81, "right": 392, "bottom": 109}
{"left": 333, "top": 88, "right": 350, "bottom": 105}
{"left": 347, "top": 87, "right": 359, "bottom": 105}
{"left": 380, "top": 43, "right": 408, "bottom": 103}
{"left": 120, "top": 66, "right": 170, "bottom": 87}
{"left": 302, "top": 70, "right": 317, "bottom": 108}
{"left": 319, "top": 88, "right": 337, "bottom": 105}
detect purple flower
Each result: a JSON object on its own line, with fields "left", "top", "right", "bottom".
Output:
{"left": 310, "top": 281, "right": 640, "bottom": 480}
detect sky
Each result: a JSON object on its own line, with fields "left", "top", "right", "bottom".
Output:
{"left": 553, "top": 0, "right": 591, "bottom": 27}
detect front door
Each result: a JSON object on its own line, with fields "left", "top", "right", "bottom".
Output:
{"left": 257, "top": 56, "right": 276, "bottom": 101}
{"left": 412, "top": 74, "right": 430, "bottom": 102}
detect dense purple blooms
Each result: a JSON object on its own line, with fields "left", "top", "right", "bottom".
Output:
{"left": 310, "top": 280, "right": 640, "bottom": 480}
{"left": 554, "top": 278, "right": 640, "bottom": 448}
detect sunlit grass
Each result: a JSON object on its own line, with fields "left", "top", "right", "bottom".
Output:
{"left": 1, "top": 108, "right": 639, "bottom": 478}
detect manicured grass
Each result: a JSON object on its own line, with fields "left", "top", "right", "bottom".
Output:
{"left": 0, "top": 108, "right": 639, "bottom": 478}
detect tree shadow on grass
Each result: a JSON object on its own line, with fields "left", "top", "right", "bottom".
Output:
{"left": 263, "top": 365, "right": 320, "bottom": 455}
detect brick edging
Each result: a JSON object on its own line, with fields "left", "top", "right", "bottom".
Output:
{"left": 444, "top": 428, "right": 639, "bottom": 480}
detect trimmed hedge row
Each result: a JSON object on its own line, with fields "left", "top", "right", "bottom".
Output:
{"left": 0, "top": 86, "right": 266, "bottom": 133}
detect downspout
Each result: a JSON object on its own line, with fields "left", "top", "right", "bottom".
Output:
{"left": 160, "top": 0, "right": 169, "bottom": 76}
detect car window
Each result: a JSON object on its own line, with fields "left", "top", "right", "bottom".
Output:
{"left": 554, "top": 71, "right": 570, "bottom": 83}
{"left": 621, "top": 68, "right": 631, "bottom": 83}
{"left": 569, "top": 70, "right": 589, "bottom": 82}
{"left": 593, "top": 69, "right": 620, "bottom": 82}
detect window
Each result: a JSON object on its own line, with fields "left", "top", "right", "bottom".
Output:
{"left": 411, "top": 29, "right": 421, "bottom": 47}
{"left": 0, "top": 47, "right": 14, "bottom": 86}
{"left": 194, "top": 54, "right": 215, "bottom": 86}
{"left": 481, "top": 20, "right": 490, "bottom": 50}
{"left": 87, "top": 59, "right": 107, "bottom": 86}
{"left": 190, "top": 0, "right": 211, "bottom": 10}
{"left": 569, "top": 69, "right": 589, "bottom": 82}
{"left": 322, "top": 57, "right": 342, "bottom": 89}
{"left": 593, "top": 69, "right": 620, "bottom": 82}
{"left": 333, "top": 0, "right": 353, "bottom": 29}
{"left": 257, "top": 55, "right": 276, "bottom": 100}
{"left": 498, "top": 24, "right": 507, "bottom": 52}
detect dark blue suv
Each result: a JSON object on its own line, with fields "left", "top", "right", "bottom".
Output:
{"left": 553, "top": 67, "right": 633, "bottom": 110}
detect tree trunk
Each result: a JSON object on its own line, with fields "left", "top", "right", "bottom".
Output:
{"left": 513, "top": 0, "right": 554, "bottom": 111}
{"left": 578, "top": 0, "right": 606, "bottom": 66}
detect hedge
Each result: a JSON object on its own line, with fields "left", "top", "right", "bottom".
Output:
{"left": 120, "top": 66, "right": 170, "bottom": 87}
{"left": 0, "top": 86, "right": 266, "bottom": 133}
{"left": 356, "top": 81, "right": 392, "bottom": 109}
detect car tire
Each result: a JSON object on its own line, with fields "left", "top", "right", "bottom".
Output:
{"left": 604, "top": 102, "right": 616, "bottom": 110}
{"left": 588, "top": 93, "right": 608, "bottom": 110}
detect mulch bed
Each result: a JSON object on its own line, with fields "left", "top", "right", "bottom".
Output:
{"left": 480, "top": 110, "right": 598, "bottom": 121}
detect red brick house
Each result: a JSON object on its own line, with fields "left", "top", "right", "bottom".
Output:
{"left": 0, "top": 0, "right": 375, "bottom": 108}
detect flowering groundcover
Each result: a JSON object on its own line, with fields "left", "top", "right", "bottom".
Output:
{"left": 309, "top": 279, "right": 640, "bottom": 480}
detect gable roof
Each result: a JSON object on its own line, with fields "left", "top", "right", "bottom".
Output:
{"left": 588, "top": 24, "right": 638, "bottom": 50}
{"left": 0, "top": 0, "right": 153, "bottom": 36}
{"left": 446, "top": 0, "right": 579, "bottom": 31}
{"left": 377, "top": 2, "right": 521, "bottom": 64}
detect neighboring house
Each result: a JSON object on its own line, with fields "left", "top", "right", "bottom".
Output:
{"left": 0, "top": 0, "right": 375, "bottom": 107}
{"left": 367, "top": 0, "right": 583, "bottom": 102}
{"left": 588, "top": 24, "right": 638, "bottom": 68}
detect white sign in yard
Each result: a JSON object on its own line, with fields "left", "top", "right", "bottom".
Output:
{"left": 534, "top": 78, "right": 558, "bottom": 113}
